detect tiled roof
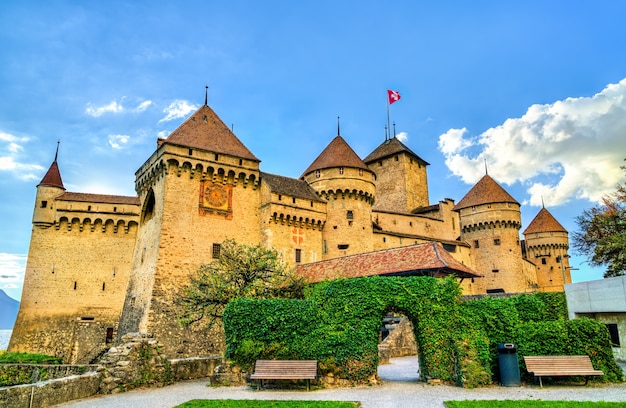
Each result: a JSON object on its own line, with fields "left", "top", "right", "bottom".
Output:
{"left": 57, "top": 192, "right": 140, "bottom": 205}
{"left": 453, "top": 175, "right": 519, "bottom": 211}
{"left": 300, "top": 136, "right": 370, "bottom": 177}
{"left": 164, "top": 105, "right": 260, "bottom": 162}
{"left": 363, "top": 137, "right": 429, "bottom": 165}
{"left": 261, "top": 172, "right": 325, "bottom": 202}
{"left": 296, "top": 242, "right": 481, "bottom": 283}
{"left": 38, "top": 161, "right": 64, "bottom": 189}
{"left": 523, "top": 207, "right": 567, "bottom": 235}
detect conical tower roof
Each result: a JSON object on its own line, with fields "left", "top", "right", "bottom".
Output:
{"left": 164, "top": 104, "right": 260, "bottom": 162}
{"left": 300, "top": 135, "right": 370, "bottom": 177}
{"left": 453, "top": 174, "right": 518, "bottom": 211}
{"left": 38, "top": 160, "right": 64, "bottom": 189}
{"left": 363, "top": 136, "right": 429, "bottom": 165}
{"left": 523, "top": 207, "right": 567, "bottom": 235}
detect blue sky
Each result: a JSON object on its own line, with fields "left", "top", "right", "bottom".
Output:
{"left": 1, "top": 1, "right": 625, "bottom": 301}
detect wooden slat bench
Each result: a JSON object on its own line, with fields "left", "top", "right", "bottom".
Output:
{"left": 250, "top": 360, "right": 318, "bottom": 391}
{"left": 523, "top": 355, "right": 604, "bottom": 387}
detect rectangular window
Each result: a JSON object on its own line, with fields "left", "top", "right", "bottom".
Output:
{"left": 541, "top": 258, "right": 547, "bottom": 265}
{"left": 607, "top": 323, "right": 620, "bottom": 346}
{"left": 295, "top": 249, "right": 302, "bottom": 263}
{"left": 212, "top": 243, "right": 221, "bottom": 259}
{"left": 41, "top": 200, "right": 48, "bottom": 208}
{"left": 442, "top": 243, "right": 456, "bottom": 253}
{"left": 494, "top": 238, "right": 501, "bottom": 246}
{"left": 474, "top": 240, "right": 479, "bottom": 248}
{"left": 346, "top": 210, "right": 353, "bottom": 220}
{"left": 106, "top": 327, "right": 114, "bottom": 344}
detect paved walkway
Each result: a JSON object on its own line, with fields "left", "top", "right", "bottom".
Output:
{"left": 57, "top": 357, "right": 626, "bottom": 408}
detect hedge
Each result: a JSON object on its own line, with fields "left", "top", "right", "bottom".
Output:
{"left": 223, "top": 277, "right": 622, "bottom": 387}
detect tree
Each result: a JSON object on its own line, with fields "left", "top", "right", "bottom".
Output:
{"left": 179, "top": 239, "right": 304, "bottom": 328}
{"left": 573, "top": 161, "right": 626, "bottom": 278}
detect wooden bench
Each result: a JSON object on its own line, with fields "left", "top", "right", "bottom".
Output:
{"left": 250, "top": 360, "right": 318, "bottom": 390}
{"left": 523, "top": 355, "right": 604, "bottom": 387}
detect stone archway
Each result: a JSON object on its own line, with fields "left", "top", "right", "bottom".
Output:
{"left": 377, "top": 312, "right": 419, "bottom": 382}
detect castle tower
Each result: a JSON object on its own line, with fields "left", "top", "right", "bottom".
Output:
{"left": 33, "top": 146, "right": 65, "bottom": 226}
{"left": 117, "top": 102, "right": 261, "bottom": 358}
{"left": 363, "top": 136, "right": 430, "bottom": 212}
{"left": 10, "top": 149, "right": 139, "bottom": 363}
{"left": 454, "top": 175, "right": 530, "bottom": 293}
{"left": 523, "top": 206, "right": 571, "bottom": 292}
{"left": 301, "top": 134, "right": 375, "bottom": 259}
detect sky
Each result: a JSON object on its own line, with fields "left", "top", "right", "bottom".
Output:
{"left": 1, "top": 1, "right": 625, "bottom": 302}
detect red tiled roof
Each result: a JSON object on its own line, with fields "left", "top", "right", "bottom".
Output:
{"left": 363, "top": 136, "right": 429, "bottom": 165}
{"left": 300, "top": 136, "right": 370, "bottom": 177}
{"left": 164, "top": 105, "right": 260, "bottom": 162}
{"left": 523, "top": 207, "right": 567, "bottom": 235}
{"left": 57, "top": 192, "right": 140, "bottom": 205}
{"left": 296, "top": 242, "right": 481, "bottom": 283}
{"left": 453, "top": 175, "right": 518, "bottom": 211}
{"left": 38, "top": 161, "right": 64, "bottom": 189}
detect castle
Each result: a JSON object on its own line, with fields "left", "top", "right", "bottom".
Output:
{"left": 9, "top": 99, "right": 572, "bottom": 363}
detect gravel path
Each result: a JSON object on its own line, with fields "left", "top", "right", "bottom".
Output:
{"left": 56, "top": 357, "right": 626, "bottom": 408}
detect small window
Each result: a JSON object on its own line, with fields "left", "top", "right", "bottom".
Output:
{"left": 74, "top": 281, "right": 77, "bottom": 290}
{"left": 214, "top": 153, "right": 219, "bottom": 161}
{"left": 378, "top": 161, "right": 382, "bottom": 166}
{"left": 292, "top": 197, "right": 296, "bottom": 204}
{"left": 338, "top": 244, "right": 349, "bottom": 250}
{"left": 607, "top": 323, "right": 620, "bottom": 346}
{"left": 212, "top": 243, "right": 221, "bottom": 259}
{"left": 474, "top": 240, "right": 479, "bottom": 248}
{"left": 486, "top": 288, "right": 505, "bottom": 294}
{"left": 323, "top": 240, "right": 327, "bottom": 254}
{"left": 102, "top": 282, "right": 106, "bottom": 291}
{"left": 394, "top": 155, "right": 399, "bottom": 161}
{"left": 541, "top": 258, "right": 547, "bottom": 265}
{"left": 383, "top": 237, "right": 386, "bottom": 243}
{"left": 315, "top": 170, "right": 320, "bottom": 178}
{"left": 492, "top": 269, "right": 499, "bottom": 273}
{"left": 239, "top": 159, "right": 243, "bottom": 166}
{"left": 295, "top": 249, "right": 302, "bottom": 263}
{"left": 359, "top": 169, "right": 363, "bottom": 176}
{"left": 442, "top": 243, "right": 456, "bottom": 253}
{"left": 80, "top": 316, "right": 94, "bottom": 321}
{"left": 41, "top": 200, "right": 48, "bottom": 208}
{"left": 346, "top": 210, "right": 353, "bottom": 220}
{"left": 471, "top": 206, "right": 476, "bottom": 212}
{"left": 278, "top": 194, "right": 282, "bottom": 201}
{"left": 494, "top": 239, "right": 501, "bottom": 246}
{"left": 106, "top": 327, "right": 114, "bottom": 344}
{"left": 339, "top": 167, "right": 344, "bottom": 175}
{"left": 113, "top": 207, "right": 117, "bottom": 212}
{"left": 88, "top": 205, "right": 92, "bottom": 211}
{"left": 189, "top": 148, "right": 193, "bottom": 156}
{"left": 310, "top": 201, "right": 313, "bottom": 207}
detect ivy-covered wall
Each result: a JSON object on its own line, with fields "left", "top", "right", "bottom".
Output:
{"left": 224, "top": 276, "right": 492, "bottom": 386}
{"left": 223, "top": 277, "right": 622, "bottom": 387}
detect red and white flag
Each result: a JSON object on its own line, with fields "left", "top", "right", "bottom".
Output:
{"left": 387, "top": 90, "right": 401, "bottom": 105}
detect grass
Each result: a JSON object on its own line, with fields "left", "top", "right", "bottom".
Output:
{"left": 445, "top": 401, "right": 626, "bottom": 408}
{"left": 0, "top": 351, "right": 62, "bottom": 364}
{"left": 175, "top": 401, "right": 360, "bottom": 408}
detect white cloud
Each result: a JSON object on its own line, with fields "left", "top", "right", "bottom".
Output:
{"left": 135, "top": 100, "right": 152, "bottom": 112}
{"left": 159, "top": 100, "right": 198, "bottom": 123}
{"left": 396, "top": 132, "right": 408, "bottom": 143}
{"left": 85, "top": 100, "right": 124, "bottom": 117}
{"left": 0, "top": 131, "right": 44, "bottom": 180}
{"left": 108, "top": 134, "right": 130, "bottom": 149}
{"left": 0, "top": 253, "right": 26, "bottom": 297}
{"left": 438, "top": 79, "right": 626, "bottom": 206}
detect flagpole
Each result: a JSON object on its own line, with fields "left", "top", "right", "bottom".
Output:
{"left": 386, "top": 95, "right": 390, "bottom": 141}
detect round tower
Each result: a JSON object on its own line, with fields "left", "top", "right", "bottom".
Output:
{"left": 301, "top": 134, "right": 375, "bottom": 259}
{"left": 454, "top": 175, "right": 529, "bottom": 294}
{"left": 33, "top": 145, "right": 65, "bottom": 226}
{"left": 523, "top": 206, "right": 571, "bottom": 292}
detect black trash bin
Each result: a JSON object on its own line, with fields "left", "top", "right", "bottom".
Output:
{"left": 497, "top": 343, "right": 520, "bottom": 386}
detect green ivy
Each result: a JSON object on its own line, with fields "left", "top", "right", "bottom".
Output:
{"left": 223, "top": 279, "right": 620, "bottom": 386}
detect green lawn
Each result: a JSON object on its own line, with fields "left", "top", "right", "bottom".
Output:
{"left": 175, "top": 401, "right": 360, "bottom": 408}
{"left": 445, "top": 401, "right": 626, "bottom": 408}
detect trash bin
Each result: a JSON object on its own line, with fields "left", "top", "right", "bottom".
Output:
{"left": 497, "top": 343, "right": 520, "bottom": 386}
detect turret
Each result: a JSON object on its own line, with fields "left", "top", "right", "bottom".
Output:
{"left": 301, "top": 132, "right": 375, "bottom": 259}
{"left": 454, "top": 174, "right": 528, "bottom": 293}
{"left": 33, "top": 144, "right": 65, "bottom": 226}
{"left": 364, "top": 136, "right": 430, "bottom": 212}
{"left": 523, "top": 206, "right": 571, "bottom": 291}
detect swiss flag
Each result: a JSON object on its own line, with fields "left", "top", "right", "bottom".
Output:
{"left": 387, "top": 90, "right": 401, "bottom": 105}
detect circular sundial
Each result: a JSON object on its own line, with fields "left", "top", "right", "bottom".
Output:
{"left": 204, "top": 184, "right": 228, "bottom": 207}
